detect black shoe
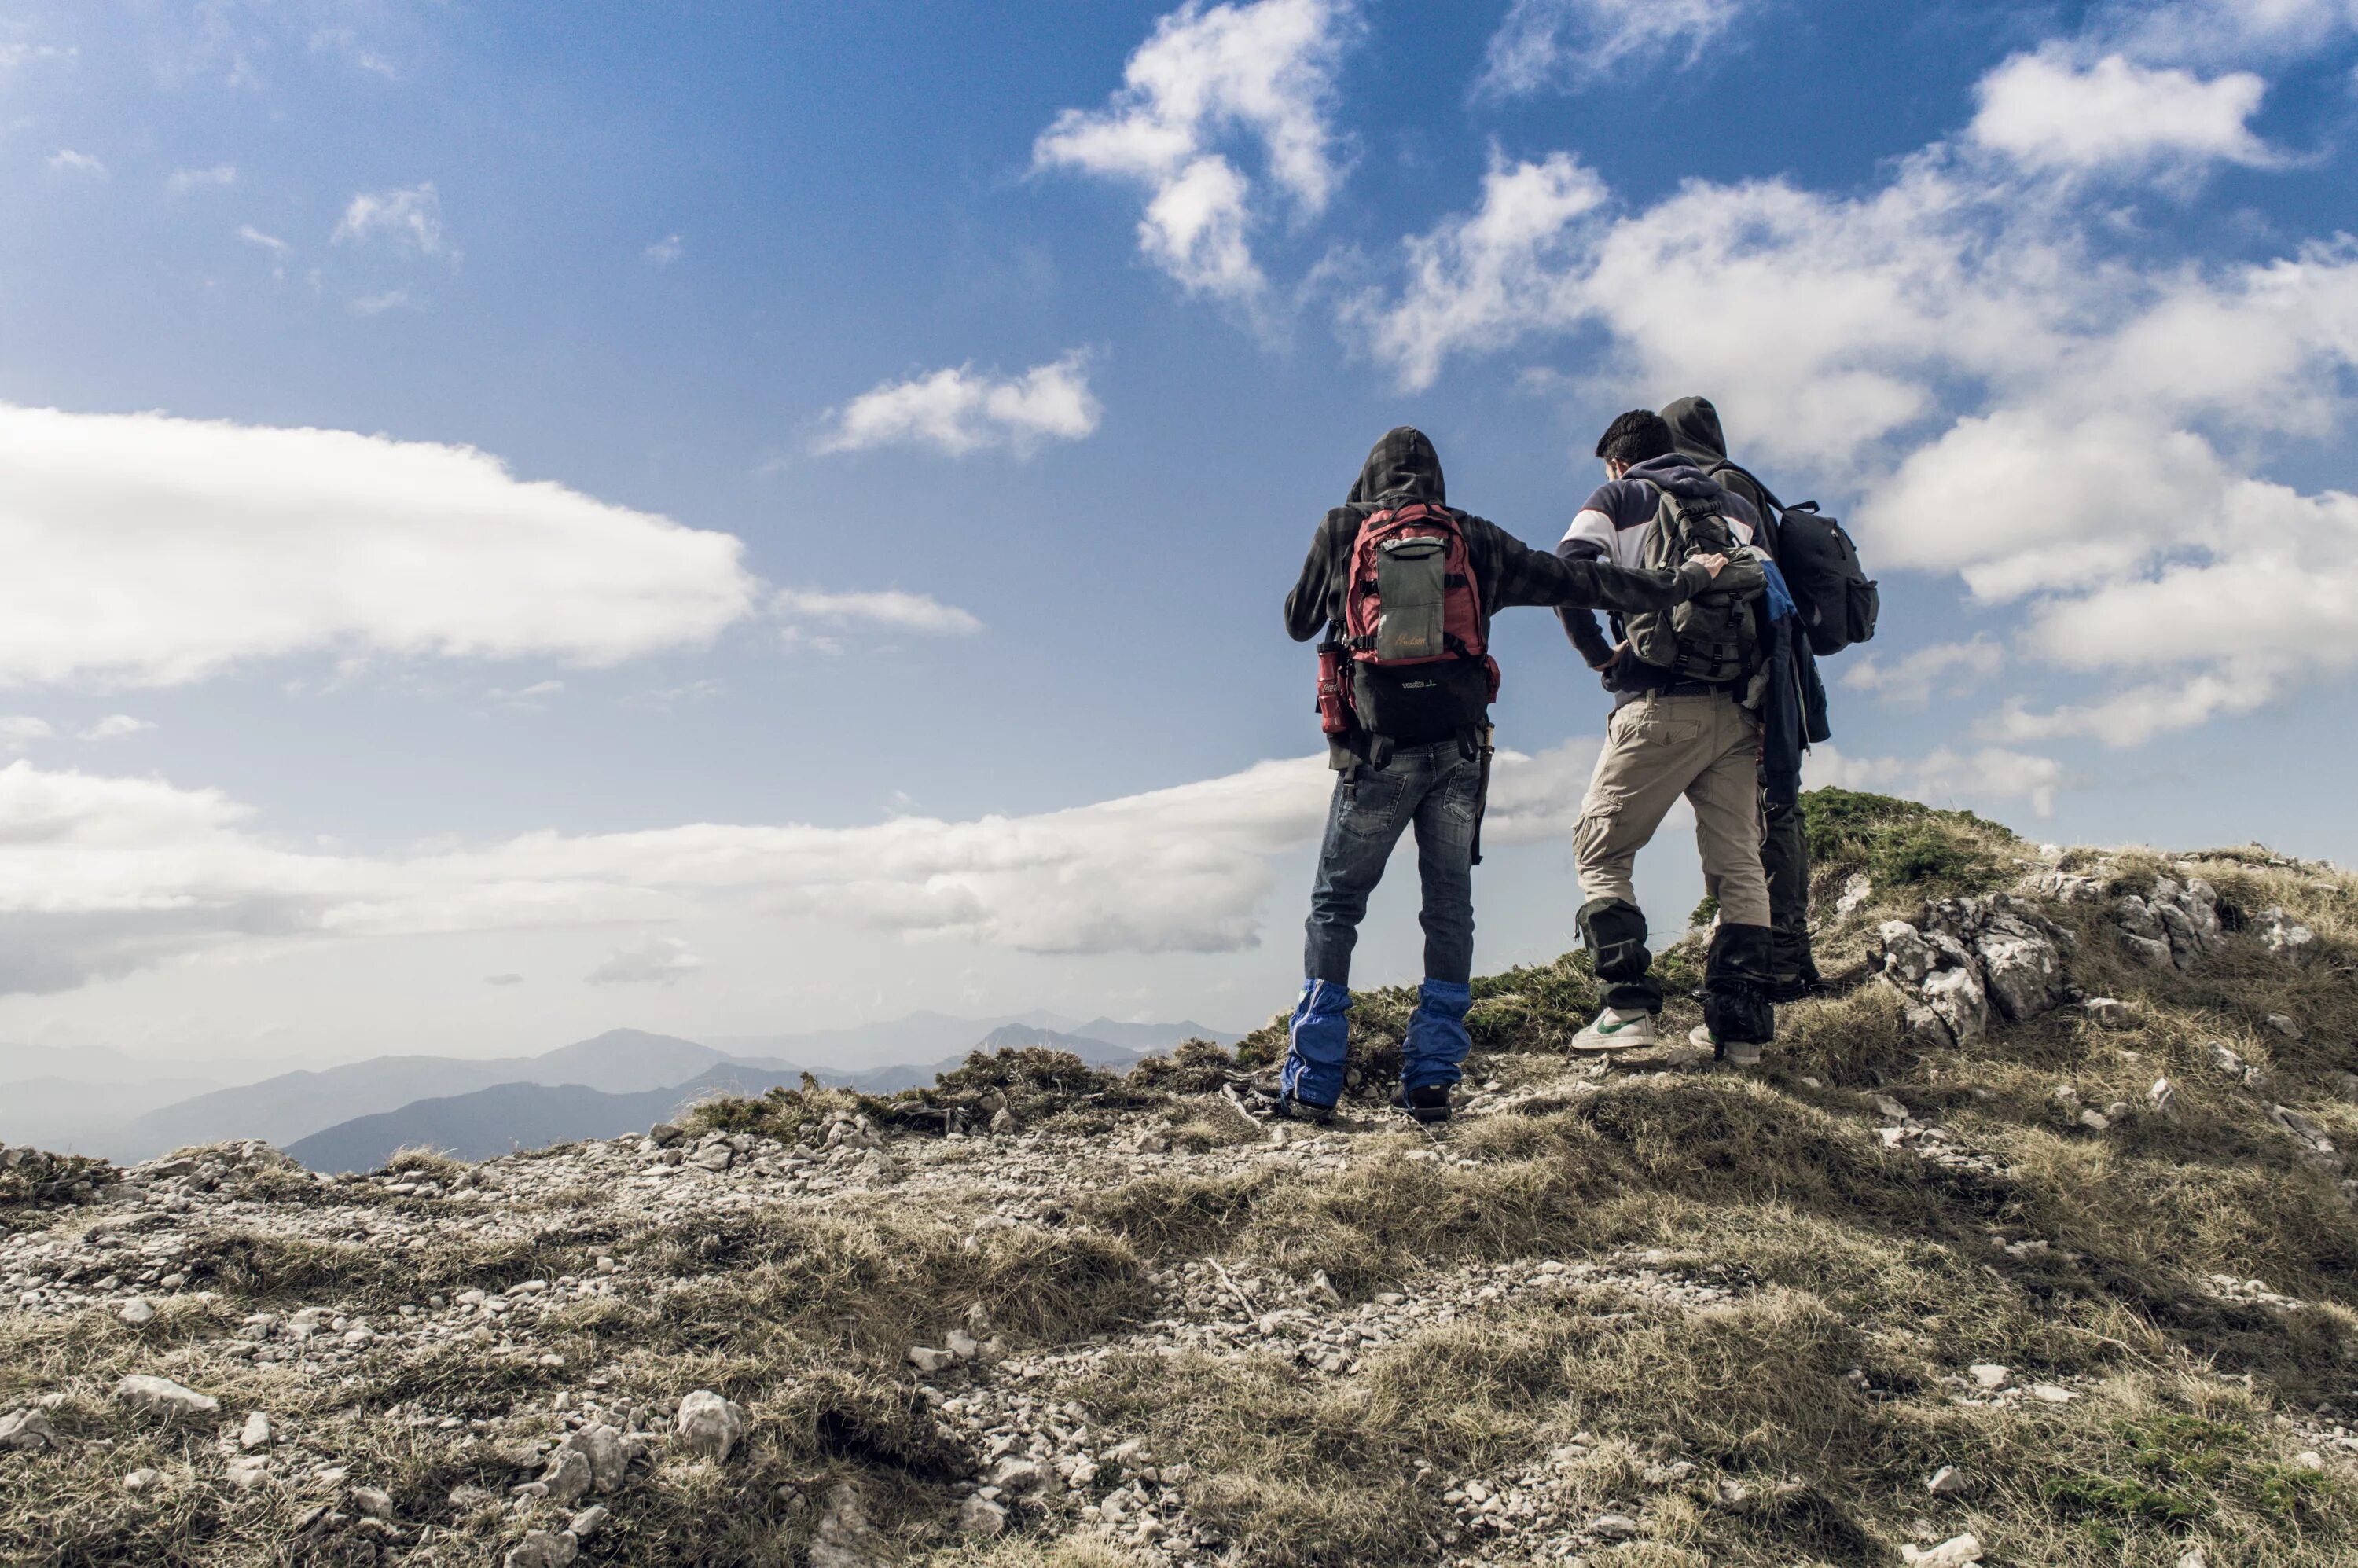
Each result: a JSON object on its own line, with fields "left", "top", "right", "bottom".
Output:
{"left": 1277, "top": 1092, "right": 1336, "bottom": 1126}
{"left": 1398, "top": 1085, "right": 1453, "bottom": 1125}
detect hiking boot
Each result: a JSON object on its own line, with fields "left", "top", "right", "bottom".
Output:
{"left": 1691, "top": 1024, "right": 1762, "bottom": 1067}
{"left": 1572, "top": 1007, "right": 1657, "bottom": 1052}
{"left": 1398, "top": 1084, "right": 1453, "bottom": 1125}
{"left": 1276, "top": 1091, "right": 1336, "bottom": 1126}
{"left": 1763, "top": 972, "right": 1822, "bottom": 1005}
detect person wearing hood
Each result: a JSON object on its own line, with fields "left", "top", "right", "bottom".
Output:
{"left": 1278, "top": 426, "right": 1725, "bottom": 1126}
{"left": 1661, "top": 395, "right": 1833, "bottom": 1001}
{"left": 1554, "top": 409, "right": 1778, "bottom": 1064}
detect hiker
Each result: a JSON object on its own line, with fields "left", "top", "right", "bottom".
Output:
{"left": 1277, "top": 426, "right": 1727, "bottom": 1126}
{"left": 1555, "top": 409, "right": 1785, "bottom": 1065}
{"left": 1661, "top": 395, "right": 1833, "bottom": 1002}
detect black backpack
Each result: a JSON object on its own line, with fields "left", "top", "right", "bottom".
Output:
{"left": 1708, "top": 461, "right": 1878, "bottom": 657}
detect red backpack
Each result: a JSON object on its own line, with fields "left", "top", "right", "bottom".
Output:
{"left": 1333, "top": 503, "right": 1498, "bottom": 740}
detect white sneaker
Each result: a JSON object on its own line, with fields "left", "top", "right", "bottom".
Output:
{"left": 1572, "top": 1007, "right": 1657, "bottom": 1052}
{"left": 1691, "top": 1024, "right": 1761, "bottom": 1067}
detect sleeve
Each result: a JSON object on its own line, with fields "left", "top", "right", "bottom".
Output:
{"left": 1486, "top": 520, "right": 1710, "bottom": 615}
{"left": 1557, "top": 507, "right": 1616, "bottom": 562}
{"left": 1553, "top": 535, "right": 1616, "bottom": 667}
{"left": 1284, "top": 513, "right": 1342, "bottom": 643}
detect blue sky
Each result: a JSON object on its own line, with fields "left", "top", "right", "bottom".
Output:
{"left": 1, "top": 0, "right": 2354, "bottom": 1070}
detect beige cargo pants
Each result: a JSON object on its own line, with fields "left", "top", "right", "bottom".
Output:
{"left": 1573, "top": 690, "right": 1772, "bottom": 927}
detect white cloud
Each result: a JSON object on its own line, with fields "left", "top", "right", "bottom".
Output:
{"left": 646, "top": 233, "right": 684, "bottom": 266}
{"left": 332, "top": 182, "right": 452, "bottom": 259}
{"left": 0, "top": 43, "right": 73, "bottom": 72}
{"left": 0, "top": 718, "right": 52, "bottom": 751}
{"left": 167, "top": 163, "right": 238, "bottom": 194}
{"left": 1034, "top": 0, "right": 1358, "bottom": 301}
{"left": 350, "top": 288, "right": 417, "bottom": 316}
{"left": 772, "top": 589, "right": 982, "bottom": 638}
{"left": 79, "top": 716, "right": 153, "bottom": 742}
{"left": 47, "top": 149, "right": 106, "bottom": 178}
{"left": 1970, "top": 48, "right": 2278, "bottom": 174}
{"left": 1839, "top": 637, "right": 2006, "bottom": 708}
{"left": 238, "top": 225, "right": 290, "bottom": 270}
{"left": 0, "top": 403, "right": 758, "bottom": 687}
{"left": 2102, "top": 0, "right": 2358, "bottom": 65}
{"left": 1806, "top": 744, "right": 2072, "bottom": 819}
{"left": 0, "top": 742, "right": 1607, "bottom": 993}
{"left": 814, "top": 351, "right": 1101, "bottom": 457}
{"left": 1477, "top": 0, "right": 1750, "bottom": 97}
{"left": 587, "top": 936, "right": 703, "bottom": 986}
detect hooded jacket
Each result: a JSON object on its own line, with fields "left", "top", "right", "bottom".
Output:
{"left": 1287, "top": 428, "right": 1713, "bottom": 761}
{"left": 1655, "top": 396, "right": 1834, "bottom": 802}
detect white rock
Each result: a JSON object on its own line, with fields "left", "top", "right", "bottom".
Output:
{"left": 2266, "top": 1013, "right": 2302, "bottom": 1040}
{"left": 957, "top": 1494, "right": 1008, "bottom": 1537}
{"left": 560, "top": 1422, "right": 629, "bottom": 1492}
{"left": 2257, "top": 908, "right": 2318, "bottom": 965}
{"left": 239, "top": 1411, "right": 271, "bottom": 1449}
{"left": 2084, "top": 997, "right": 2134, "bottom": 1030}
{"left": 674, "top": 1390, "right": 747, "bottom": 1462}
{"left": 223, "top": 1454, "right": 269, "bottom": 1491}
{"left": 542, "top": 1446, "right": 593, "bottom": 1506}
{"left": 1835, "top": 872, "right": 1874, "bottom": 918}
{"left": 2029, "top": 1383, "right": 2076, "bottom": 1403}
{"left": 944, "top": 1327, "right": 981, "bottom": 1360}
{"left": 2296, "top": 1449, "right": 2326, "bottom": 1471}
{"left": 1880, "top": 922, "right": 1935, "bottom": 983}
{"left": 1921, "top": 965, "right": 1989, "bottom": 1045}
{"left": 349, "top": 1485, "right": 393, "bottom": 1519}
{"left": 567, "top": 1504, "right": 610, "bottom": 1540}
{"left": 114, "top": 1375, "right": 220, "bottom": 1419}
{"left": 505, "top": 1530, "right": 579, "bottom": 1568}
{"left": 1901, "top": 1534, "right": 1984, "bottom": 1568}
{"left": 2178, "top": 1548, "right": 2209, "bottom": 1568}
{"left": 1926, "top": 1464, "right": 1966, "bottom": 1495}
{"left": 1590, "top": 1513, "right": 1640, "bottom": 1540}
{"left": 122, "top": 1467, "right": 162, "bottom": 1492}
{"left": 2148, "top": 1078, "right": 2176, "bottom": 1116}
{"left": 0, "top": 1408, "right": 54, "bottom": 1450}
{"left": 907, "top": 1346, "right": 955, "bottom": 1374}
{"left": 119, "top": 1298, "right": 156, "bottom": 1327}
{"left": 1968, "top": 1364, "right": 2010, "bottom": 1390}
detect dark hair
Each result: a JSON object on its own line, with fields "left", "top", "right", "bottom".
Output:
{"left": 1595, "top": 409, "right": 1674, "bottom": 467}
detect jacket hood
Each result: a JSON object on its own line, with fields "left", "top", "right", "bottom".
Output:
{"left": 1624, "top": 450, "right": 1727, "bottom": 504}
{"left": 1348, "top": 426, "right": 1446, "bottom": 510}
{"left": 1661, "top": 396, "right": 1729, "bottom": 465}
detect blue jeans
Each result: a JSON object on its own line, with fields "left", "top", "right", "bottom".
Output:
{"left": 1303, "top": 740, "right": 1480, "bottom": 988}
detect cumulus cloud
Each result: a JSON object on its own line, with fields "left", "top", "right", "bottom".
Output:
{"left": 1806, "top": 744, "right": 2073, "bottom": 819}
{"left": 772, "top": 589, "right": 983, "bottom": 641}
{"left": 1840, "top": 637, "right": 2006, "bottom": 709}
{"left": 47, "top": 149, "right": 106, "bottom": 178}
{"left": 332, "top": 182, "right": 452, "bottom": 259}
{"left": 167, "top": 163, "right": 238, "bottom": 193}
{"left": 1476, "top": 0, "right": 1751, "bottom": 97}
{"left": 0, "top": 742, "right": 1605, "bottom": 994}
{"left": 0, "top": 403, "right": 758, "bottom": 687}
{"left": 587, "top": 937, "right": 703, "bottom": 986}
{"left": 79, "top": 716, "right": 153, "bottom": 741}
{"left": 1034, "top": 0, "right": 1358, "bottom": 301}
{"left": 2100, "top": 0, "right": 2358, "bottom": 65}
{"left": 814, "top": 352, "right": 1101, "bottom": 457}
{"left": 0, "top": 718, "right": 53, "bottom": 751}
{"left": 1970, "top": 48, "right": 2279, "bottom": 174}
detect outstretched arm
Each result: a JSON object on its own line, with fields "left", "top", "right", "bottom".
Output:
{"left": 1489, "top": 522, "right": 1716, "bottom": 615}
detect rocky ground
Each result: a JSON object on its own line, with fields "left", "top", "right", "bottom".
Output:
{"left": 4, "top": 792, "right": 2358, "bottom": 1566}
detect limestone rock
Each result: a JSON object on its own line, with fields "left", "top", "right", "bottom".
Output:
{"left": 240, "top": 1411, "right": 272, "bottom": 1449}
{"left": 1926, "top": 1464, "right": 1966, "bottom": 1496}
{"left": 541, "top": 1445, "right": 593, "bottom": 1505}
{"left": 349, "top": 1485, "right": 393, "bottom": 1519}
{"left": 1880, "top": 922, "right": 1935, "bottom": 983}
{"left": 957, "top": 1494, "right": 1008, "bottom": 1537}
{"left": 2084, "top": 997, "right": 2133, "bottom": 1030}
{"left": 674, "top": 1390, "right": 747, "bottom": 1462}
{"left": 0, "top": 1408, "right": 53, "bottom": 1450}
{"left": 224, "top": 1453, "right": 270, "bottom": 1491}
{"left": 1968, "top": 1364, "right": 2009, "bottom": 1390}
{"left": 1921, "top": 966, "right": 1989, "bottom": 1045}
{"left": 908, "top": 1346, "right": 955, "bottom": 1374}
{"left": 505, "top": 1530, "right": 579, "bottom": 1568}
{"left": 1902, "top": 1535, "right": 1985, "bottom": 1568}
{"left": 567, "top": 1504, "right": 609, "bottom": 1541}
{"left": 114, "top": 1375, "right": 220, "bottom": 1420}
{"left": 119, "top": 1297, "right": 155, "bottom": 1327}
{"left": 2257, "top": 907, "right": 2317, "bottom": 964}
{"left": 560, "top": 1422, "right": 629, "bottom": 1492}
{"left": 123, "top": 1467, "right": 162, "bottom": 1491}
{"left": 647, "top": 1122, "right": 685, "bottom": 1148}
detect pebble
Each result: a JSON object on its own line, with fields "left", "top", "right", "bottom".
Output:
{"left": 1926, "top": 1464, "right": 1966, "bottom": 1495}
{"left": 240, "top": 1410, "right": 272, "bottom": 1449}
{"left": 1903, "top": 1535, "right": 1985, "bottom": 1568}
{"left": 122, "top": 1467, "right": 162, "bottom": 1492}
{"left": 505, "top": 1529, "right": 578, "bottom": 1568}
{"left": 0, "top": 1408, "right": 55, "bottom": 1450}
{"left": 119, "top": 1297, "right": 156, "bottom": 1327}
{"left": 1968, "top": 1364, "right": 2010, "bottom": 1390}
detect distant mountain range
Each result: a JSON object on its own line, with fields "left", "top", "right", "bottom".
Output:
{"left": 4, "top": 1012, "right": 1239, "bottom": 1170}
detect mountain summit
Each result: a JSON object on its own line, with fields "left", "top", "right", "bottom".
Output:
{"left": 4, "top": 795, "right": 2354, "bottom": 1566}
